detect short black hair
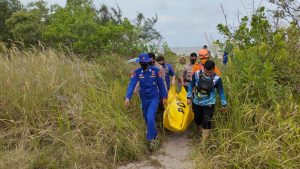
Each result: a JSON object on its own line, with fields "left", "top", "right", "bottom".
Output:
{"left": 204, "top": 60, "right": 215, "bottom": 70}
{"left": 148, "top": 52, "right": 155, "bottom": 60}
{"left": 156, "top": 55, "right": 165, "bottom": 61}
{"left": 203, "top": 45, "right": 207, "bottom": 49}
{"left": 190, "top": 53, "right": 197, "bottom": 57}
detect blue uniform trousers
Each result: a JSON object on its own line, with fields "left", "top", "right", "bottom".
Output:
{"left": 141, "top": 97, "right": 159, "bottom": 141}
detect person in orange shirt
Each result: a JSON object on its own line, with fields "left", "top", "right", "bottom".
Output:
{"left": 192, "top": 49, "right": 221, "bottom": 76}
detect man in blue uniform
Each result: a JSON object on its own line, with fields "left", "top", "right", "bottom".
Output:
{"left": 125, "top": 53, "right": 168, "bottom": 150}
{"left": 187, "top": 60, "right": 227, "bottom": 142}
{"left": 223, "top": 52, "right": 228, "bottom": 65}
{"left": 156, "top": 56, "right": 175, "bottom": 91}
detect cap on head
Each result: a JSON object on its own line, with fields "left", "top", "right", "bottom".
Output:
{"left": 137, "top": 53, "right": 151, "bottom": 62}
{"left": 198, "top": 49, "right": 209, "bottom": 59}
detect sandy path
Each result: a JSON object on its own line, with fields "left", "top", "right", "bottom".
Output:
{"left": 118, "top": 132, "right": 194, "bottom": 169}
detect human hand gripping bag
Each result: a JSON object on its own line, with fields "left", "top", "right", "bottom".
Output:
{"left": 163, "top": 86, "right": 194, "bottom": 132}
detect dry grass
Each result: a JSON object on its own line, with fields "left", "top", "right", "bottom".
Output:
{"left": 0, "top": 45, "right": 147, "bottom": 169}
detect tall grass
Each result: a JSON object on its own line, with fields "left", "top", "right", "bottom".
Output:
{"left": 192, "top": 46, "right": 300, "bottom": 168}
{"left": 0, "top": 45, "right": 147, "bottom": 168}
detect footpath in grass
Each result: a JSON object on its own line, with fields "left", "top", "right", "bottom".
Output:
{"left": 118, "top": 131, "right": 194, "bottom": 169}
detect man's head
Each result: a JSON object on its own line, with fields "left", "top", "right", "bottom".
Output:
{"left": 203, "top": 60, "right": 215, "bottom": 77}
{"left": 156, "top": 55, "right": 165, "bottom": 66}
{"left": 203, "top": 45, "right": 208, "bottom": 49}
{"left": 148, "top": 52, "right": 156, "bottom": 66}
{"left": 190, "top": 52, "right": 197, "bottom": 64}
{"left": 198, "top": 49, "right": 209, "bottom": 65}
{"left": 137, "top": 53, "right": 151, "bottom": 70}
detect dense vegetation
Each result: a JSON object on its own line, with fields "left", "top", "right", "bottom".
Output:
{"left": 0, "top": 0, "right": 162, "bottom": 56}
{"left": 0, "top": 0, "right": 299, "bottom": 169}
{"left": 0, "top": 45, "right": 150, "bottom": 168}
{"left": 0, "top": 1, "right": 172, "bottom": 168}
{"left": 193, "top": 2, "right": 300, "bottom": 168}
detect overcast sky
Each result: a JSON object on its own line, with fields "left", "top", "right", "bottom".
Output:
{"left": 20, "top": 0, "right": 272, "bottom": 47}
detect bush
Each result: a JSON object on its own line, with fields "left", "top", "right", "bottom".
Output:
{"left": 192, "top": 41, "right": 300, "bottom": 169}
{"left": 193, "top": 6, "right": 300, "bottom": 168}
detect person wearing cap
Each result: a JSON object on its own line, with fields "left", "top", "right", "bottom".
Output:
{"left": 134, "top": 53, "right": 168, "bottom": 94}
{"left": 125, "top": 53, "right": 168, "bottom": 151}
{"left": 134, "top": 53, "right": 168, "bottom": 120}
{"left": 156, "top": 55, "right": 175, "bottom": 91}
{"left": 187, "top": 60, "right": 227, "bottom": 143}
{"left": 181, "top": 53, "right": 198, "bottom": 91}
{"left": 192, "top": 49, "right": 221, "bottom": 76}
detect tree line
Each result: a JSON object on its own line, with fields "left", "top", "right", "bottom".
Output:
{"left": 0, "top": 0, "right": 163, "bottom": 57}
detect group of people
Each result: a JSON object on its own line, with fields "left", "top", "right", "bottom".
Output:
{"left": 125, "top": 46, "right": 227, "bottom": 150}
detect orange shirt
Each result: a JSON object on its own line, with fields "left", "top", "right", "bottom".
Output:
{"left": 192, "top": 63, "right": 222, "bottom": 77}
{"left": 192, "top": 63, "right": 203, "bottom": 73}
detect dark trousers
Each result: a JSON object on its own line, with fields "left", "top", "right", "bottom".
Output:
{"left": 192, "top": 103, "right": 215, "bottom": 129}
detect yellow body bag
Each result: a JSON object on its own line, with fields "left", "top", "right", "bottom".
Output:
{"left": 163, "top": 86, "right": 194, "bottom": 132}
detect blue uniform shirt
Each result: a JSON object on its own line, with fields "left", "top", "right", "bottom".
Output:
{"left": 126, "top": 66, "right": 167, "bottom": 100}
{"left": 163, "top": 64, "right": 175, "bottom": 90}
{"left": 223, "top": 52, "right": 228, "bottom": 65}
{"left": 187, "top": 70, "right": 227, "bottom": 106}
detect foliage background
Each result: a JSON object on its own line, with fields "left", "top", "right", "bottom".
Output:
{"left": 0, "top": 0, "right": 299, "bottom": 168}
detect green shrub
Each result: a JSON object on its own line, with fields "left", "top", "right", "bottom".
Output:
{"left": 192, "top": 45, "right": 300, "bottom": 169}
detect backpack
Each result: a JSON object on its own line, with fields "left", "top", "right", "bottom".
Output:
{"left": 196, "top": 71, "right": 215, "bottom": 97}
